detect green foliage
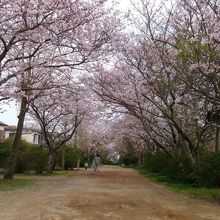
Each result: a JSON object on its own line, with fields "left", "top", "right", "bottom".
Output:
{"left": 143, "top": 152, "right": 193, "bottom": 183}
{"left": 0, "top": 138, "right": 30, "bottom": 172}
{"left": 25, "top": 146, "right": 48, "bottom": 173}
{"left": 0, "top": 138, "right": 48, "bottom": 173}
{"left": 207, "top": 110, "right": 220, "bottom": 124}
{"left": 16, "top": 141, "right": 33, "bottom": 173}
{"left": 80, "top": 154, "right": 89, "bottom": 167}
{"left": 0, "top": 138, "right": 12, "bottom": 167}
{"left": 177, "top": 36, "right": 218, "bottom": 64}
{"left": 194, "top": 152, "right": 220, "bottom": 187}
{"left": 0, "top": 178, "right": 35, "bottom": 191}
{"left": 55, "top": 146, "right": 81, "bottom": 170}
{"left": 141, "top": 151, "right": 220, "bottom": 188}
{"left": 143, "top": 152, "right": 170, "bottom": 173}
{"left": 140, "top": 169, "right": 220, "bottom": 203}
{"left": 65, "top": 147, "right": 80, "bottom": 169}
{"left": 101, "top": 157, "right": 112, "bottom": 165}
{"left": 118, "top": 152, "right": 138, "bottom": 166}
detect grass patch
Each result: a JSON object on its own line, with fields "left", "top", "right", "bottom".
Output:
{"left": 139, "top": 169, "right": 220, "bottom": 203}
{"left": 0, "top": 178, "right": 35, "bottom": 191}
{"left": 0, "top": 170, "right": 68, "bottom": 191}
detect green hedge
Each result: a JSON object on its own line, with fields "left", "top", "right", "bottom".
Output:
{"left": 0, "top": 138, "right": 48, "bottom": 173}
{"left": 25, "top": 146, "right": 48, "bottom": 173}
{"left": 143, "top": 152, "right": 194, "bottom": 183}
{"left": 194, "top": 152, "right": 220, "bottom": 187}
{"left": 118, "top": 152, "right": 138, "bottom": 166}
{"left": 55, "top": 146, "right": 81, "bottom": 170}
{"left": 124, "top": 151, "right": 220, "bottom": 188}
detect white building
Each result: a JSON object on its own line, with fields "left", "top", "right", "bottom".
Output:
{"left": 22, "top": 130, "right": 44, "bottom": 145}
{"left": 4, "top": 125, "right": 44, "bottom": 145}
{"left": 0, "top": 121, "right": 7, "bottom": 143}
{"left": 4, "top": 125, "right": 17, "bottom": 139}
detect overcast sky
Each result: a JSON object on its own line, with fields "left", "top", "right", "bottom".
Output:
{"left": 0, "top": 101, "right": 18, "bottom": 125}
{"left": 0, "top": 0, "right": 133, "bottom": 126}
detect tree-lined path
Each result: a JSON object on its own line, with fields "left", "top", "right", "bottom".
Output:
{"left": 0, "top": 166, "right": 220, "bottom": 220}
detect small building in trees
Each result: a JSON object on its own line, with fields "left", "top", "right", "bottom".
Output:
{"left": 3, "top": 124, "right": 44, "bottom": 145}
{"left": 22, "top": 130, "right": 44, "bottom": 145}
{"left": 0, "top": 121, "right": 8, "bottom": 143}
{"left": 4, "top": 125, "right": 17, "bottom": 139}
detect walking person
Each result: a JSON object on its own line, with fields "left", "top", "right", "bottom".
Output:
{"left": 94, "top": 154, "right": 101, "bottom": 172}
{"left": 84, "top": 162, "right": 88, "bottom": 171}
{"left": 92, "top": 158, "right": 96, "bottom": 172}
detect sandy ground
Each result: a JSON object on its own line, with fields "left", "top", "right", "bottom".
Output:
{"left": 0, "top": 166, "right": 220, "bottom": 220}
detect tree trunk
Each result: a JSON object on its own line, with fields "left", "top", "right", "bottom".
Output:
{"left": 61, "top": 145, "right": 66, "bottom": 170}
{"left": 156, "top": 145, "right": 160, "bottom": 153}
{"left": 215, "top": 127, "right": 220, "bottom": 152}
{"left": 4, "top": 97, "right": 28, "bottom": 180}
{"left": 48, "top": 151, "right": 55, "bottom": 173}
{"left": 138, "top": 153, "right": 142, "bottom": 168}
{"left": 76, "top": 159, "right": 80, "bottom": 169}
{"left": 184, "top": 144, "right": 196, "bottom": 166}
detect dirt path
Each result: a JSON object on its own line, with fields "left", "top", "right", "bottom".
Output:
{"left": 0, "top": 166, "right": 220, "bottom": 220}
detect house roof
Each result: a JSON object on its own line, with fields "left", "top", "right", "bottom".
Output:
{"left": 4, "top": 125, "right": 17, "bottom": 131}
{"left": 0, "top": 121, "right": 8, "bottom": 126}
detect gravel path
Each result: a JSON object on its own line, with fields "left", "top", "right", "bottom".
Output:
{"left": 0, "top": 166, "right": 220, "bottom": 220}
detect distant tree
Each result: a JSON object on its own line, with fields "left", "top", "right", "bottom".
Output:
{"left": 2, "top": 0, "right": 122, "bottom": 179}
{"left": 86, "top": 0, "right": 219, "bottom": 166}
{"left": 30, "top": 85, "right": 86, "bottom": 172}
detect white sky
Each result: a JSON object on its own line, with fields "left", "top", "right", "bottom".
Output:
{"left": 0, "top": 101, "right": 18, "bottom": 125}
{"left": 118, "top": 0, "right": 132, "bottom": 9}
{"left": 0, "top": 0, "right": 133, "bottom": 126}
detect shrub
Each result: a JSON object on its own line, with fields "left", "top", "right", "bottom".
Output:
{"left": 118, "top": 152, "right": 138, "bottom": 166}
{"left": 161, "top": 156, "right": 193, "bottom": 183}
{"left": 25, "top": 146, "right": 48, "bottom": 173}
{"left": 0, "top": 138, "right": 48, "bottom": 173}
{"left": 194, "top": 152, "right": 220, "bottom": 187}
{"left": 101, "top": 158, "right": 112, "bottom": 165}
{"left": 143, "top": 152, "right": 193, "bottom": 183}
{"left": 65, "top": 147, "right": 80, "bottom": 169}
{"left": 55, "top": 146, "right": 81, "bottom": 170}
{"left": 143, "top": 152, "right": 170, "bottom": 173}
{"left": 0, "top": 138, "right": 30, "bottom": 173}
{"left": 0, "top": 138, "right": 12, "bottom": 168}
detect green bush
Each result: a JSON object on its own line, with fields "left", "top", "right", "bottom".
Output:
{"left": 65, "top": 147, "right": 80, "bottom": 169}
{"left": 134, "top": 150, "right": 220, "bottom": 188}
{"left": 0, "top": 138, "right": 30, "bottom": 173}
{"left": 143, "top": 152, "right": 193, "bottom": 183}
{"left": 55, "top": 146, "right": 81, "bottom": 170}
{"left": 194, "top": 152, "right": 220, "bottom": 187}
{"left": 17, "top": 140, "right": 33, "bottom": 173}
{"left": 0, "top": 138, "right": 12, "bottom": 168}
{"left": 120, "top": 149, "right": 220, "bottom": 188}
{"left": 143, "top": 152, "right": 170, "bottom": 173}
{"left": 0, "top": 138, "right": 48, "bottom": 173}
{"left": 162, "top": 155, "right": 193, "bottom": 183}
{"left": 25, "top": 146, "right": 48, "bottom": 173}
{"left": 101, "top": 158, "right": 112, "bottom": 165}
{"left": 119, "top": 152, "right": 138, "bottom": 166}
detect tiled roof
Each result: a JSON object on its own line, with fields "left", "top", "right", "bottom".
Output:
{"left": 4, "top": 125, "right": 17, "bottom": 131}
{"left": 0, "top": 121, "right": 8, "bottom": 126}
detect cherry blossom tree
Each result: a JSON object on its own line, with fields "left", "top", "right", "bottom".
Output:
{"left": 170, "top": 0, "right": 220, "bottom": 151}
{"left": 132, "top": 0, "right": 220, "bottom": 152}
{"left": 3, "top": 61, "right": 62, "bottom": 178}
{"left": 85, "top": 0, "right": 214, "bottom": 165}
{"left": 2, "top": 0, "right": 122, "bottom": 179}
{"left": 29, "top": 83, "right": 86, "bottom": 172}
